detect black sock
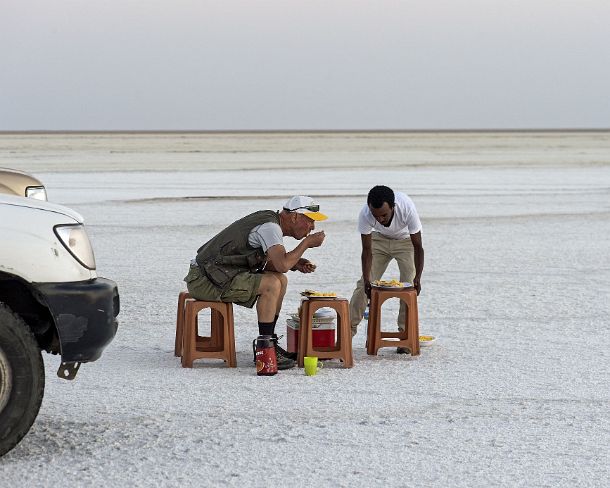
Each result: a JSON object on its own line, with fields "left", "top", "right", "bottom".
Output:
{"left": 258, "top": 322, "right": 274, "bottom": 336}
{"left": 271, "top": 315, "right": 279, "bottom": 336}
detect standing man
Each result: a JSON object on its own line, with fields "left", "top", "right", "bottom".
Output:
{"left": 349, "top": 185, "right": 424, "bottom": 353}
{"left": 184, "top": 196, "right": 327, "bottom": 370}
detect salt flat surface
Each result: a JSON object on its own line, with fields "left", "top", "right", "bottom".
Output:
{"left": 1, "top": 133, "right": 609, "bottom": 487}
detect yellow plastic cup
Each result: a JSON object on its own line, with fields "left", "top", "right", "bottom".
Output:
{"left": 304, "top": 356, "right": 323, "bottom": 376}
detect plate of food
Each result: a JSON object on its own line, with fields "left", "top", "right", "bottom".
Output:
{"left": 419, "top": 335, "right": 437, "bottom": 346}
{"left": 300, "top": 289, "right": 338, "bottom": 299}
{"left": 371, "top": 279, "right": 410, "bottom": 289}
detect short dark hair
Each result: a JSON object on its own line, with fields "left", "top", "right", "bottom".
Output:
{"left": 367, "top": 185, "right": 395, "bottom": 209}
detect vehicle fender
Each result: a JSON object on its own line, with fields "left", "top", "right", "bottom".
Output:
{"left": 0, "top": 205, "right": 95, "bottom": 283}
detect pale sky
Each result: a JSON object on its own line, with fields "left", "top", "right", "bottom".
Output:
{"left": 1, "top": 0, "right": 609, "bottom": 130}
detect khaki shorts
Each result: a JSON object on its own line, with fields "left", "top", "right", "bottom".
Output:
{"left": 183, "top": 264, "right": 262, "bottom": 309}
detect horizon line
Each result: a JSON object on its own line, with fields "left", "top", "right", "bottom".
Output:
{"left": 1, "top": 128, "right": 609, "bottom": 135}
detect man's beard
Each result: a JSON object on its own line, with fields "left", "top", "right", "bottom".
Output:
{"left": 382, "top": 212, "right": 394, "bottom": 227}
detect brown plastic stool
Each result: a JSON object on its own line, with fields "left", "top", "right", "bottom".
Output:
{"left": 298, "top": 297, "right": 353, "bottom": 368}
{"left": 179, "top": 294, "right": 236, "bottom": 368}
{"left": 367, "top": 286, "right": 420, "bottom": 356}
{"left": 175, "top": 291, "right": 225, "bottom": 357}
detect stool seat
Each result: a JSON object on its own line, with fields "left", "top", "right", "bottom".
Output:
{"left": 298, "top": 297, "right": 353, "bottom": 368}
{"left": 367, "top": 286, "right": 420, "bottom": 356}
{"left": 175, "top": 291, "right": 236, "bottom": 368}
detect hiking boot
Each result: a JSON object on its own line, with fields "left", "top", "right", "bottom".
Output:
{"left": 272, "top": 334, "right": 297, "bottom": 361}
{"left": 273, "top": 335, "right": 296, "bottom": 370}
{"left": 275, "top": 347, "right": 296, "bottom": 370}
{"left": 396, "top": 347, "right": 411, "bottom": 354}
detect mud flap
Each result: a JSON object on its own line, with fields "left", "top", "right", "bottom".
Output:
{"left": 56, "top": 361, "right": 81, "bottom": 380}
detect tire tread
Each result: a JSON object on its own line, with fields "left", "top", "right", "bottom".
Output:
{"left": 0, "top": 303, "right": 45, "bottom": 457}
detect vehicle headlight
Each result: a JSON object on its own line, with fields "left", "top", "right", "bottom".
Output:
{"left": 25, "top": 186, "right": 47, "bottom": 201}
{"left": 54, "top": 224, "right": 96, "bottom": 270}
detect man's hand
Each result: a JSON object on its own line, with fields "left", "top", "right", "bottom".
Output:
{"left": 413, "top": 276, "right": 421, "bottom": 295}
{"left": 305, "top": 231, "right": 325, "bottom": 248}
{"left": 293, "top": 258, "right": 316, "bottom": 273}
{"left": 364, "top": 280, "right": 372, "bottom": 299}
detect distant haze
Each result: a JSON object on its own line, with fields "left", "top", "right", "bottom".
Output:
{"left": 2, "top": 0, "right": 609, "bottom": 131}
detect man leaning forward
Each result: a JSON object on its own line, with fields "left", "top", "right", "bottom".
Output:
{"left": 184, "top": 196, "right": 327, "bottom": 370}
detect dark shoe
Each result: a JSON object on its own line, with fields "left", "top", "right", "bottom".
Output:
{"left": 273, "top": 336, "right": 296, "bottom": 369}
{"left": 397, "top": 347, "right": 411, "bottom": 354}
{"left": 275, "top": 350, "right": 296, "bottom": 370}
{"left": 272, "top": 334, "right": 297, "bottom": 360}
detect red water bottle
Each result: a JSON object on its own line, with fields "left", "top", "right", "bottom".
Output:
{"left": 254, "top": 335, "right": 277, "bottom": 376}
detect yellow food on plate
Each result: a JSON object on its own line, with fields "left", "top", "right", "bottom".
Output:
{"left": 372, "top": 279, "right": 404, "bottom": 287}
{"left": 419, "top": 335, "right": 437, "bottom": 346}
{"left": 301, "top": 289, "right": 337, "bottom": 297}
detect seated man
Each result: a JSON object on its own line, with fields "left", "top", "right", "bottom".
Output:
{"left": 184, "top": 196, "right": 327, "bottom": 370}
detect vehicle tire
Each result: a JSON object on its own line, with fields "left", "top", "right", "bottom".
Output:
{"left": 0, "top": 303, "right": 45, "bottom": 457}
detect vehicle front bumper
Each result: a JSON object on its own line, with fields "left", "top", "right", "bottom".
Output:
{"left": 35, "top": 277, "right": 120, "bottom": 363}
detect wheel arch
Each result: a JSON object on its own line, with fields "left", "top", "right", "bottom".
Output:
{"left": 0, "top": 271, "right": 58, "bottom": 355}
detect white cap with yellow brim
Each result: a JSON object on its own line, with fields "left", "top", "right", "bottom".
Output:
{"left": 283, "top": 195, "right": 328, "bottom": 221}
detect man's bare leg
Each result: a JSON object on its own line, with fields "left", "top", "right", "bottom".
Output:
{"left": 256, "top": 272, "right": 282, "bottom": 323}
{"left": 255, "top": 272, "right": 295, "bottom": 369}
{"left": 275, "top": 273, "right": 288, "bottom": 317}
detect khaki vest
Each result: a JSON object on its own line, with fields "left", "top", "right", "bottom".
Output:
{"left": 196, "top": 210, "right": 281, "bottom": 290}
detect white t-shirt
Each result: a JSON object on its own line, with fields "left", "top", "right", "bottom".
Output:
{"left": 248, "top": 222, "right": 284, "bottom": 252}
{"left": 357, "top": 192, "right": 422, "bottom": 240}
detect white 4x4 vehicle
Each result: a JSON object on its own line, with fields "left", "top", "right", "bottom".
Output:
{"left": 0, "top": 194, "right": 119, "bottom": 457}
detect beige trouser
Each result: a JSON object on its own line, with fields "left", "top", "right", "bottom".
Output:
{"left": 349, "top": 232, "right": 415, "bottom": 335}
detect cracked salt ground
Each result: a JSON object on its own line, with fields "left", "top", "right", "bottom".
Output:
{"left": 0, "top": 132, "right": 608, "bottom": 487}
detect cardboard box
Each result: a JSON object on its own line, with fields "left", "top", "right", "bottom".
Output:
{"left": 286, "top": 319, "right": 336, "bottom": 353}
